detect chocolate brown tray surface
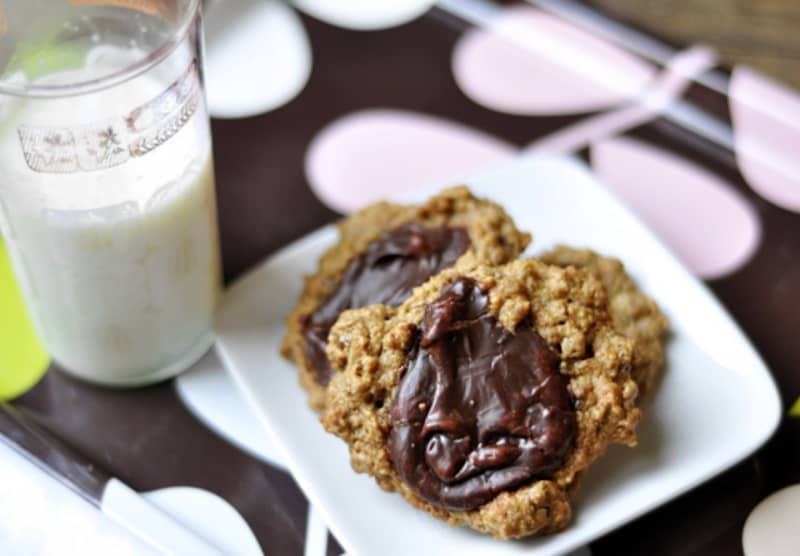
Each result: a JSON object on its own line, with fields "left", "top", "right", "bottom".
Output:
{"left": 280, "top": 186, "right": 531, "bottom": 412}
{"left": 322, "top": 260, "right": 642, "bottom": 539}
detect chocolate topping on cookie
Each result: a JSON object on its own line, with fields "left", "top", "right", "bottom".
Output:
{"left": 302, "top": 225, "right": 470, "bottom": 385}
{"left": 388, "top": 277, "right": 576, "bottom": 511}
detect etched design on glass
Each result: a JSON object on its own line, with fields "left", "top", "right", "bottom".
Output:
{"left": 17, "top": 128, "right": 80, "bottom": 173}
{"left": 17, "top": 61, "right": 200, "bottom": 173}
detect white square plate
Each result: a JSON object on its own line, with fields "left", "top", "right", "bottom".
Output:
{"left": 215, "top": 155, "right": 781, "bottom": 556}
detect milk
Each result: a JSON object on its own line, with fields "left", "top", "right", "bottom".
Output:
{"left": 0, "top": 54, "right": 221, "bottom": 385}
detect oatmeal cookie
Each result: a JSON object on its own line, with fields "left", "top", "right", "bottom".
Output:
{"left": 281, "top": 187, "right": 531, "bottom": 412}
{"left": 540, "top": 246, "right": 668, "bottom": 400}
{"left": 322, "top": 260, "right": 640, "bottom": 539}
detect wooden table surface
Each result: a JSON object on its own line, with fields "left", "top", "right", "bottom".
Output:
{"left": 589, "top": 0, "right": 800, "bottom": 88}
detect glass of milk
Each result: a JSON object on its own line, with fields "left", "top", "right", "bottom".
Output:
{"left": 0, "top": 0, "right": 222, "bottom": 386}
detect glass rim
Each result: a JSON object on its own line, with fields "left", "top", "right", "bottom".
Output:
{"left": 0, "top": 0, "right": 201, "bottom": 98}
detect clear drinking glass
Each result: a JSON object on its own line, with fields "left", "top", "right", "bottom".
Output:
{"left": 0, "top": 0, "right": 221, "bottom": 386}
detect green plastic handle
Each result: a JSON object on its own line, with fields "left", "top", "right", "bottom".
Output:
{"left": 0, "top": 238, "right": 49, "bottom": 400}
